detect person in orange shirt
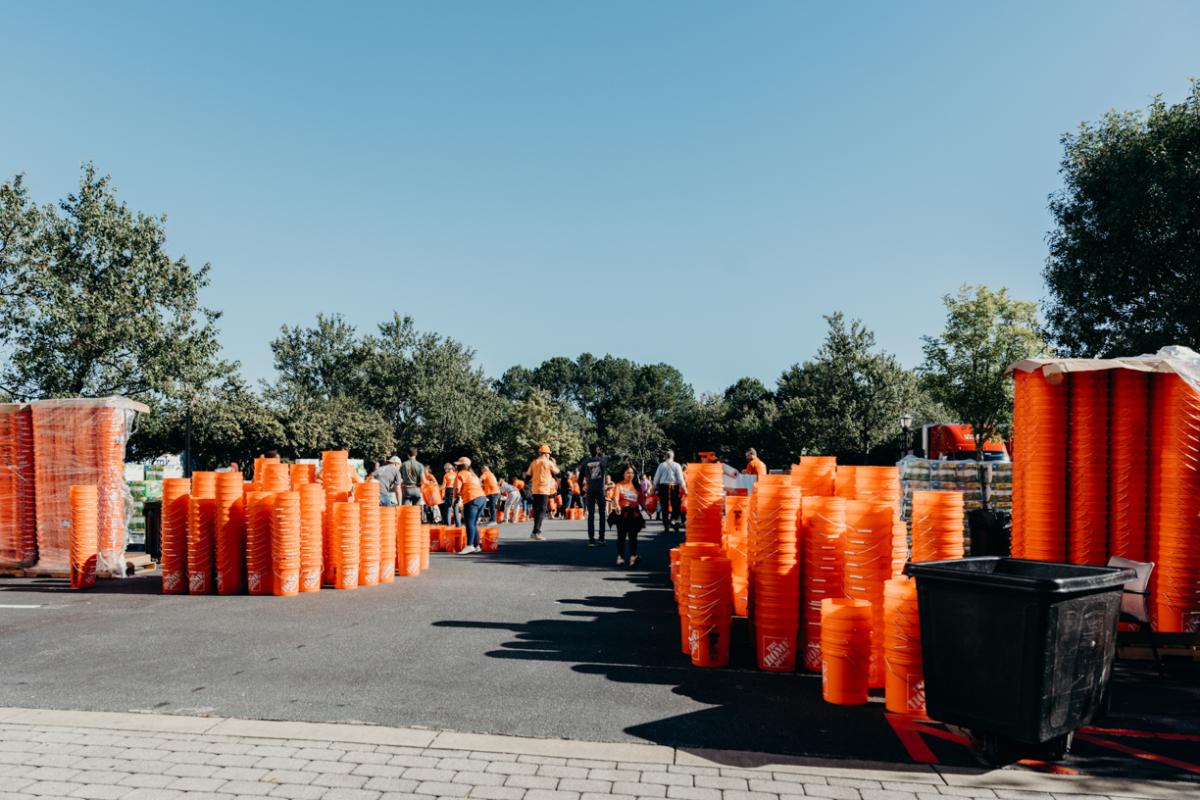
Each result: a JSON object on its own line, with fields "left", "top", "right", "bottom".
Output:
{"left": 479, "top": 464, "right": 501, "bottom": 523}
{"left": 453, "top": 457, "right": 487, "bottom": 553}
{"left": 744, "top": 448, "right": 768, "bottom": 480}
{"left": 421, "top": 470, "right": 443, "bottom": 523}
{"left": 524, "top": 444, "right": 560, "bottom": 541}
{"left": 508, "top": 478, "right": 525, "bottom": 523}
{"left": 441, "top": 463, "right": 460, "bottom": 526}
{"left": 568, "top": 470, "right": 582, "bottom": 511}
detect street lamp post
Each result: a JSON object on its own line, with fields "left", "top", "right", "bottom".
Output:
{"left": 900, "top": 414, "right": 914, "bottom": 456}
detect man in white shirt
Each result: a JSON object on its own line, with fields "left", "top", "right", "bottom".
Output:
{"left": 652, "top": 450, "right": 686, "bottom": 533}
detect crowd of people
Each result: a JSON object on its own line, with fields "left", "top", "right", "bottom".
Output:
{"left": 333, "top": 444, "right": 767, "bottom": 565}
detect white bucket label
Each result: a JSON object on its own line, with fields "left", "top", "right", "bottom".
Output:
{"left": 188, "top": 573, "right": 206, "bottom": 593}
{"left": 162, "top": 570, "right": 184, "bottom": 593}
{"left": 281, "top": 574, "right": 299, "bottom": 594}
{"left": 247, "top": 572, "right": 262, "bottom": 594}
{"left": 761, "top": 635, "right": 792, "bottom": 669}
{"left": 908, "top": 677, "right": 927, "bottom": 713}
{"left": 406, "top": 558, "right": 420, "bottom": 575}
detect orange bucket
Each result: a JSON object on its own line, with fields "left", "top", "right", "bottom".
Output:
{"left": 883, "top": 578, "right": 924, "bottom": 715}
{"left": 357, "top": 487, "right": 381, "bottom": 586}
{"left": 428, "top": 525, "right": 443, "bottom": 553}
{"left": 298, "top": 484, "right": 324, "bottom": 592}
{"left": 379, "top": 505, "right": 397, "bottom": 583}
{"left": 821, "top": 598, "right": 872, "bottom": 705}
{"left": 1068, "top": 371, "right": 1109, "bottom": 565}
{"left": 161, "top": 478, "right": 191, "bottom": 594}
{"left": 271, "top": 491, "right": 301, "bottom": 596}
{"left": 187, "top": 496, "right": 216, "bottom": 594}
{"left": 190, "top": 471, "right": 218, "bottom": 500}
{"left": 1109, "top": 370, "right": 1149, "bottom": 561}
{"left": 245, "top": 491, "right": 273, "bottom": 595}
{"left": 215, "top": 472, "right": 246, "bottom": 595}
{"left": 398, "top": 507, "right": 422, "bottom": 576}
{"left": 480, "top": 527, "right": 500, "bottom": 552}
{"left": 69, "top": 484, "right": 99, "bottom": 589}
{"left": 330, "top": 501, "right": 360, "bottom": 590}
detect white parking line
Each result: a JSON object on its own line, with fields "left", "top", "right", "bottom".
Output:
{"left": 0, "top": 604, "right": 45, "bottom": 609}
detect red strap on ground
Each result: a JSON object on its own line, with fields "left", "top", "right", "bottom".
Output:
{"left": 1075, "top": 733, "right": 1200, "bottom": 776}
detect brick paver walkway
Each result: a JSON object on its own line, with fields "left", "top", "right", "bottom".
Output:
{"left": 0, "top": 709, "right": 1189, "bottom": 800}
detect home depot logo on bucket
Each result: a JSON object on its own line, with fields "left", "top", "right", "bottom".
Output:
{"left": 762, "top": 635, "right": 793, "bottom": 669}
{"left": 188, "top": 573, "right": 207, "bottom": 594}
{"left": 247, "top": 571, "right": 263, "bottom": 594}
{"left": 280, "top": 574, "right": 299, "bottom": 595}
{"left": 162, "top": 570, "right": 184, "bottom": 594}
{"left": 406, "top": 557, "right": 420, "bottom": 575}
{"left": 908, "top": 677, "right": 926, "bottom": 713}
{"left": 804, "top": 641, "right": 822, "bottom": 672}
{"left": 301, "top": 570, "right": 320, "bottom": 592}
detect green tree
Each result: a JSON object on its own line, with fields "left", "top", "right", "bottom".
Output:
{"left": 920, "top": 285, "right": 1046, "bottom": 461}
{"left": 503, "top": 388, "right": 584, "bottom": 478}
{"left": 608, "top": 410, "right": 669, "bottom": 475}
{"left": 277, "top": 395, "right": 395, "bottom": 461}
{"left": 1, "top": 164, "right": 225, "bottom": 400}
{"left": 270, "top": 313, "right": 366, "bottom": 402}
{"left": 775, "top": 313, "right": 920, "bottom": 463}
{"left": 1045, "top": 82, "right": 1200, "bottom": 356}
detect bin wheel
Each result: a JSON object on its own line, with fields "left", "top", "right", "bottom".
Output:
{"left": 1037, "top": 732, "right": 1073, "bottom": 762}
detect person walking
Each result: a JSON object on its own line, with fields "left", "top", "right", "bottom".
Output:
{"left": 399, "top": 448, "right": 425, "bottom": 506}
{"left": 421, "top": 469, "right": 443, "bottom": 523}
{"left": 744, "top": 448, "right": 768, "bottom": 479}
{"left": 612, "top": 464, "right": 647, "bottom": 567}
{"left": 441, "top": 463, "right": 460, "bottom": 527}
{"left": 373, "top": 456, "right": 402, "bottom": 506}
{"left": 568, "top": 470, "right": 582, "bottom": 510}
{"left": 578, "top": 444, "right": 614, "bottom": 546}
{"left": 653, "top": 449, "right": 686, "bottom": 532}
{"left": 454, "top": 458, "right": 487, "bottom": 553}
{"left": 480, "top": 464, "right": 501, "bottom": 523}
{"left": 502, "top": 479, "right": 522, "bottom": 523}
{"left": 524, "top": 444, "right": 560, "bottom": 541}
{"left": 557, "top": 473, "right": 571, "bottom": 519}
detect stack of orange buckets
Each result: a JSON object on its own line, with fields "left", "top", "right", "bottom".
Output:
{"left": 749, "top": 480, "right": 802, "bottom": 671}
{"left": 215, "top": 472, "right": 246, "bottom": 595}
{"left": 800, "top": 496, "right": 846, "bottom": 671}
{"left": 1068, "top": 372, "right": 1109, "bottom": 565}
{"left": 1109, "top": 371, "right": 1149, "bottom": 561}
{"left": 843, "top": 500, "right": 894, "bottom": 687}
{"left": 321, "top": 451, "right": 353, "bottom": 585}
{"left": 687, "top": 554, "right": 733, "bottom": 666}
{"left": 1014, "top": 368, "right": 1068, "bottom": 560}
{"left": 883, "top": 577, "right": 924, "bottom": 715}
{"left": 398, "top": 506, "right": 422, "bottom": 576}
{"left": 379, "top": 505, "right": 397, "bottom": 583}
{"left": 270, "top": 492, "right": 302, "bottom": 596}
{"left": 909, "top": 491, "right": 964, "bottom": 562}
{"left": 245, "top": 491, "right": 272, "bottom": 595}
{"left": 0, "top": 405, "right": 37, "bottom": 570}
{"left": 686, "top": 463, "right": 724, "bottom": 544}
{"left": 357, "top": 482, "right": 381, "bottom": 586}
{"left": 298, "top": 484, "right": 324, "bottom": 592}
{"left": 187, "top": 494, "right": 216, "bottom": 594}
{"left": 1151, "top": 374, "right": 1200, "bottom": 632}
{"left": 330, "top": 501, "right": 360, "bottom": 589}
{"left": 723, "top": 496, "right": 749, "bottom": 615}
{"left": 820, "top": 597, "right": 871, "bottom": 705}
{"left": 68, "top": 484, "right": 99, "bottom": 589}
{"left": 160, "top": 477, "right": 190, "bottom": 594}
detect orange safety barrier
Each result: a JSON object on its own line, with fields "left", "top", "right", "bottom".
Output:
{"left": 844, "top": 499, "right": 894, "bottom": 688}
{"left": 357, "top": 485, "right": 381, "bottom": 586}
{"left": 821, "top": 598, "right": 872, "bottom": 705}
{"left": 271, "top": 491, "right": 301, "bottom": 596}
{"left": 0, "top": 404, "right": 37, "bottom": 569}
{"left": 480, "top": 526, "right": 500, "bottom": 552}
{"left": 883, "top": 577, "right": 924, "bottom": 716}
{"left": 688, "top": 555, "right": 733, "bottom": 667}
{"left": 910, "top": 490, "right": 964, "bottom": 562}
{"left": 161, "top": 477, "right": 190, "bottom": 594}
{"left": 214, "top": 471, "right": 246, "bottom": 595}
{"left": 685, "top": 463, "right": 724, "bottom": 545}
{"left": 1069, "top": 371, "right": 1109, "bottom": 565}
{"left": 298, "top": 484, "right": 324, "bottom": 592}
{"left": 398, "top": 507, "right": 422, "bottom": 576}
{"left": 834, "top": 465, "right": 857, "bottom": 499}
{"left": 187, "top": 495, "right": 216, "bottom": 594}
{"left": 330, "top": 501, "right": 360, "bottom": 589}
{"left": 1109, "top": 369, "right": 1149, "bottom": 561}
{"left": 69, "top": 484, "right": 98, "bottom": 589}
{"left": 1150, "top": 373, "right": 1200, "bottom": 632}
{"left": 1020, "top": 367, "right": 1068, "bottom": 561}
{"left": 801, "top": 496, "right": 845, "bottom": 672}
{"left": 245, "top": 491, "right": 273, "bottom": 595}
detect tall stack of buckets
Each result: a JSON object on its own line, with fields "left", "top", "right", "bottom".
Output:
{"left": 670, "top": 456, "right": 966, "bottom": 715}
{"left": 1011, "top": 361, "right": 1200, "bottom": 633}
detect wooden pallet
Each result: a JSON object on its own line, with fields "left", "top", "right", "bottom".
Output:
{"left": 0, "top": 551, "right": 157, "bottom": 579}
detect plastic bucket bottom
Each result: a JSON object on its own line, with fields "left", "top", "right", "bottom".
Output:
{"left": 690, "top": 623, "right": 731, "bottom": 667}
{"left": 756, "top": 626, "right": 797, "bottom": 671}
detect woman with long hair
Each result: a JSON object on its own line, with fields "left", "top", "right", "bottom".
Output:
{"left": 611, "top": 464, "right": 646, "bottom": 568}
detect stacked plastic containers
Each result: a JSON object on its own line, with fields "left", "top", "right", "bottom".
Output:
{"left": 215, "top": 471, "right": 246, "bottom": 595}
{"left": 883, "top": 577, "right": 924, "bottom": 715}
{"left": 909, "top": 490, "right": 964, "bottom": 562}
{"left": 1150, "top": 373, "right": 1200, "bottom": 632}
{"left": 834, "top": 465, "right": 857, "bottom": 499}
{"left": 271, "top": 491, "right": 301, "bottom": 596}
{"left": 687, "top": 555, "right": 733, "bottom": 667}
{"left": 1068, "top": 371, "right": 1109, "bottom": 565}
{"left": 398, "top": 506, "right": 422, "bottom": 576}
{"left": 187, "top": 495, "right": 216, "bottom": 594}
{"left": 675, "top": 542, "right": 720, "bottom": 654}
{"left": 0, "top": 404, "right": 37, "bottom": 569}
{"left": 357, "top": 482, "right": 381, "bottom": 586}
{"left": 854, "top": 466, "right": 900, "bottom": 507}
{"left": 801, "top": 496, "right": 846, "bottom": 672}
{"left": 686, "top": 463, "right": 724, "bottom": 544}
{"left": 290, "top": 462, "right": 316, "bottom": 489}
{"left": 820, "top": 598, "right": 871, "bottom": 705}
{"left": 843, "top": 500, "right": 894, "bottom": 687}
{"left": 723, "top": 495, "right": 750, "bottom": 615}
{"left": 379, "top": 505, "right": 397, "bottom": 583}
{"left": 330, "top": 501, "right": 360, "bottom": 589}
{"left": 1109, "top": 370, "right": 1149, "bottom": 561}
{"left": 1016, "top": 368, "right": 1068, "bottom": 561}
{"left": 298, "top": 484, "right": 324, "bottom": 592}
{"left": 245, "top": 491, "right": 272, "bottom": 595}
{"left": 750, "top": 481, "right": 802, "bottom": 671}
{"left": 160, "top": 477, "right": 190, "bottom": 594}
{"left": 321, "top": 451, "right": 353, "bottom": 585}
{"left": 791, "top": 455, "right": 836, "bottom": 497}
{"left": 69, "top": 484, "right": 99, "bottom": 589}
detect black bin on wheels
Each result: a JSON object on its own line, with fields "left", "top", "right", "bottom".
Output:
{"left": 903, "top": 557, "right": 1134, "bottom": 764}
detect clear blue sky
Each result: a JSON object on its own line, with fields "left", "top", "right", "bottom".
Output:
{"left": 2, "top": 1, "right": 1197, "bottom": 394}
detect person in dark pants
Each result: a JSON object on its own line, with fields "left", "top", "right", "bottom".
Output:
{"left": 440, "top": 462, "right": 460, "bottom": 526}
{"left": 578, "top": 443, "right": 615, "bottom": 546}
{"left": 524, "top": 444, "right": 560, "bottom": 540}
{"left": 652, "top": 449, "right": 686, "bottom": 532}
{"left": 612, "top": 464, "right": 646, "bottom": 567}
{"left": 399, "top": 448, "right": 425, "bottom": 505}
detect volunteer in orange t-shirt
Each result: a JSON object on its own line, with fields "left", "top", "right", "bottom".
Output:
{"left": 421, "top": 470, "right": 443, "bottom": 524}
{"left": 744, "top": 448, "right": 768, "bottom": 480}
{"left": 454, "top": 457, "right": 487, "bottom": 553}
{"left": 480, "top": 465, "right": 501, "bottom": 523}
{"left": 524, "top": 444, "right": 560, "bottom": 541}
{"left": 441, "top": 463, "right": 460, "bottom": 526}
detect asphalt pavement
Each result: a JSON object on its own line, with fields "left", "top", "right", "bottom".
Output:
{"left": 0, "top": 517, "right": 1196, "bottom": 781}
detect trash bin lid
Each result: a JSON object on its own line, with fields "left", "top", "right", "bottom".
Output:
{"left": 904, "top": 557, "right": 1135, "bottom": 595}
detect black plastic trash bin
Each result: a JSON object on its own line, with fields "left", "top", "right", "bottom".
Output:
{"left": 903, "top": 557, "right": 1134, "bottom": 762}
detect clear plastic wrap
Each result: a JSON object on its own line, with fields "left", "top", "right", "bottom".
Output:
{"left": 0, "top": 404, "right": 37, "bottom": 569}
{"left": 30, "top": 397, "right": 147, "bottom": 576}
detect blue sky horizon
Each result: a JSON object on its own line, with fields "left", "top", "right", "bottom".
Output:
{"left": 3, "top": 2, "right": 1198, "bottom": 395}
